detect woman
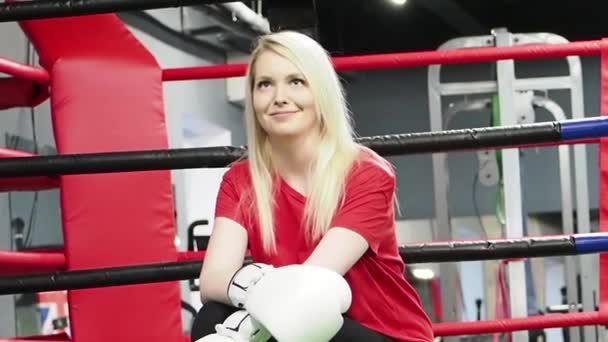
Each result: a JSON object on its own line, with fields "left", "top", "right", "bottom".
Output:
{"left": 191, "top": 30, "right": 434, "bottom": 342}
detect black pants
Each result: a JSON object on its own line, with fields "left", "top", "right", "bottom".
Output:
{"left": 190, "top": 301, "right": 395, "bottom": 342}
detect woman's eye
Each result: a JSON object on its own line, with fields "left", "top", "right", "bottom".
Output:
{"left": 257, "top": 81, "right": 271, "bottom": 88}
{"left": 291, "top": 78, "right": 305, "bottom": 85}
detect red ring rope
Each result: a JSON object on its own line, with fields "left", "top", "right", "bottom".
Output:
{"left": 0, "top": 147, "right": 42, "bottom": 158}
{"left": 6, "top": 310, "right": 599, "bottom": 342}
{"left": 0, "top": 339, "right": 68, "bottom": 342}
{"left": 0, "top": 250, "right": 65, "bottom": 275}
{"left": 0, "top": 56, "right": 49, "bottom": 84}
{"left": 0, "top": 148, "right": 60, "bottom": 190}
{"left": 0, "top": 332, "right": 69, "bottom": 341}
{"left": 0, "top": 176, "right": 59, "bottom": 191}
{"left": 332, "top": 40, "right": 601, "bottom": 71}
{"left": 173, "top": 311, "right": 606, "bottom": 342}
{"left": 433, "top": 311, "right": 605, "bottom": 336}
{"left": 162, "top": 39, "right": 602, "bottom": 81}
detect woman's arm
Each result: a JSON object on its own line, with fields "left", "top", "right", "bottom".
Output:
{"left": 303, "top": 227, "right": 369, "bottom": 275}
{"left": 199, "top": 217, "right": 249, "bottom": 305}
{"left": 304, "top": 160, "right": 396, "bottom": 276}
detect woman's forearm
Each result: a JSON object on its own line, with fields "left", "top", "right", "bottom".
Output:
{"left": 199, "top": 269, "right": 233, "bottom": 306}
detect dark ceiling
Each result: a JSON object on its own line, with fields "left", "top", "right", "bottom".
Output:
{"left": 261, "top": 0, "right": 608, "bottom": 56}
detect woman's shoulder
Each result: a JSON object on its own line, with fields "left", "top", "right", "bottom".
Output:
{"left": 351, "top": 145, "right": 396, "bottom": 180}
{"left": 223, "top": 158, "right": 251, "bottom": 182}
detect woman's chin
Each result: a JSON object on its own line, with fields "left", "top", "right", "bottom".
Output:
{"left": 267, "top": 127, "right": 308, "bottom": 140}
{"left": 263, "top": 120, "right": 320, "bottom": 141}
{"left": 268, "top": 130, "right": 298, "bottom": 139}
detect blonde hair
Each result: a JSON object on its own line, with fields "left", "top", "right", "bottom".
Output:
{"left": 243, "top": 31, "right": 360, "bottom": 254}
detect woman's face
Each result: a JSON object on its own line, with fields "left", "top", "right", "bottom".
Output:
{"left": 252, "top": 50, "right": 319, "bottom": 141}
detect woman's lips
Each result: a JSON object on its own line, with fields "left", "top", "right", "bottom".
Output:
{"left": 269, "top": 110, "right": 298, "bottom": 118}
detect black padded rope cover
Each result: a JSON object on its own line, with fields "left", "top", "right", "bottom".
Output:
{"left": 0, "top": 235, "right": 577, "bottom": 295}
{"left": 0, "top": 260, "right": 203, "bottom": 295}
{"left": 360, "top": 120, "right": 561, "bottom": 156}
{"left": 0, "top": 0, "right": 234, "bottom": 23}
{"left": 0, "top": 121, "right": 561, "bottom": 178}
{"left": 401, "top": 235, "right": 576, "bottom": 263}
{"left": 0, "top": 146, "right": 246, "bottom": 177}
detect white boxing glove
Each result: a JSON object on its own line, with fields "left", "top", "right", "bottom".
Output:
{"left": 227, "top": 263, "right": 273, "bottom": 309}
{"left": 245, "top": 264, "right": 352, "bottom": 342}
{"left": 195, "top": 310, "right": 272, "bottom": 342}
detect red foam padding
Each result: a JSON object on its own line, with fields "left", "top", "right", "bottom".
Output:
{"left": 600, "top": 38, "right": 608, "bottom": 312}
{"left": 0, "top": 77, "right": 49, "bottom": 109}
{"left": 17, "top": 11, "right": 182, "bottom": 342}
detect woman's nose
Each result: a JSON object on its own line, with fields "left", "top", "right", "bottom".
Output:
{"left": 272, "top": 85, "right": 289, "bottom": 105}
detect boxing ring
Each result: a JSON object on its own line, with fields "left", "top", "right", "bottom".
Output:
{"left": 1, "top": 1, "right": 608, "bottom": 342}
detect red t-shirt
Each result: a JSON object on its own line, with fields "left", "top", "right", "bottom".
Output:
{"left": 215, "top": 149, "right": 434, "bottom": 342}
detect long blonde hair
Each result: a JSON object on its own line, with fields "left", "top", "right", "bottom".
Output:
{"left": 243, "top": 31, "right": 360, "bottom": 254}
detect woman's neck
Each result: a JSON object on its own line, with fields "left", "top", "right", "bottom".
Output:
{"left": 269, "top": 132, "right": 320, "bottom": 181}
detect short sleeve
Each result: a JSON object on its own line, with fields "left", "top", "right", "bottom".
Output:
{"left": 329, "top": 161, "right": 396, "bottom": 255}
{"left": 214, "top": 165, "right": 249, "bottom": 229}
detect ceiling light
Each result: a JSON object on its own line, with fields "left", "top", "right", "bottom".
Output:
{"left": 390, "top": 0, "right": 407, "bottom": 5}
{"left": 412, "top": 268, "right": 435, "bottom": 280}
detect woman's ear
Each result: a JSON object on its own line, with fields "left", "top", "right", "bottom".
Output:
{"left": 318, "top": 113, "right": 327, "bottom": 132}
